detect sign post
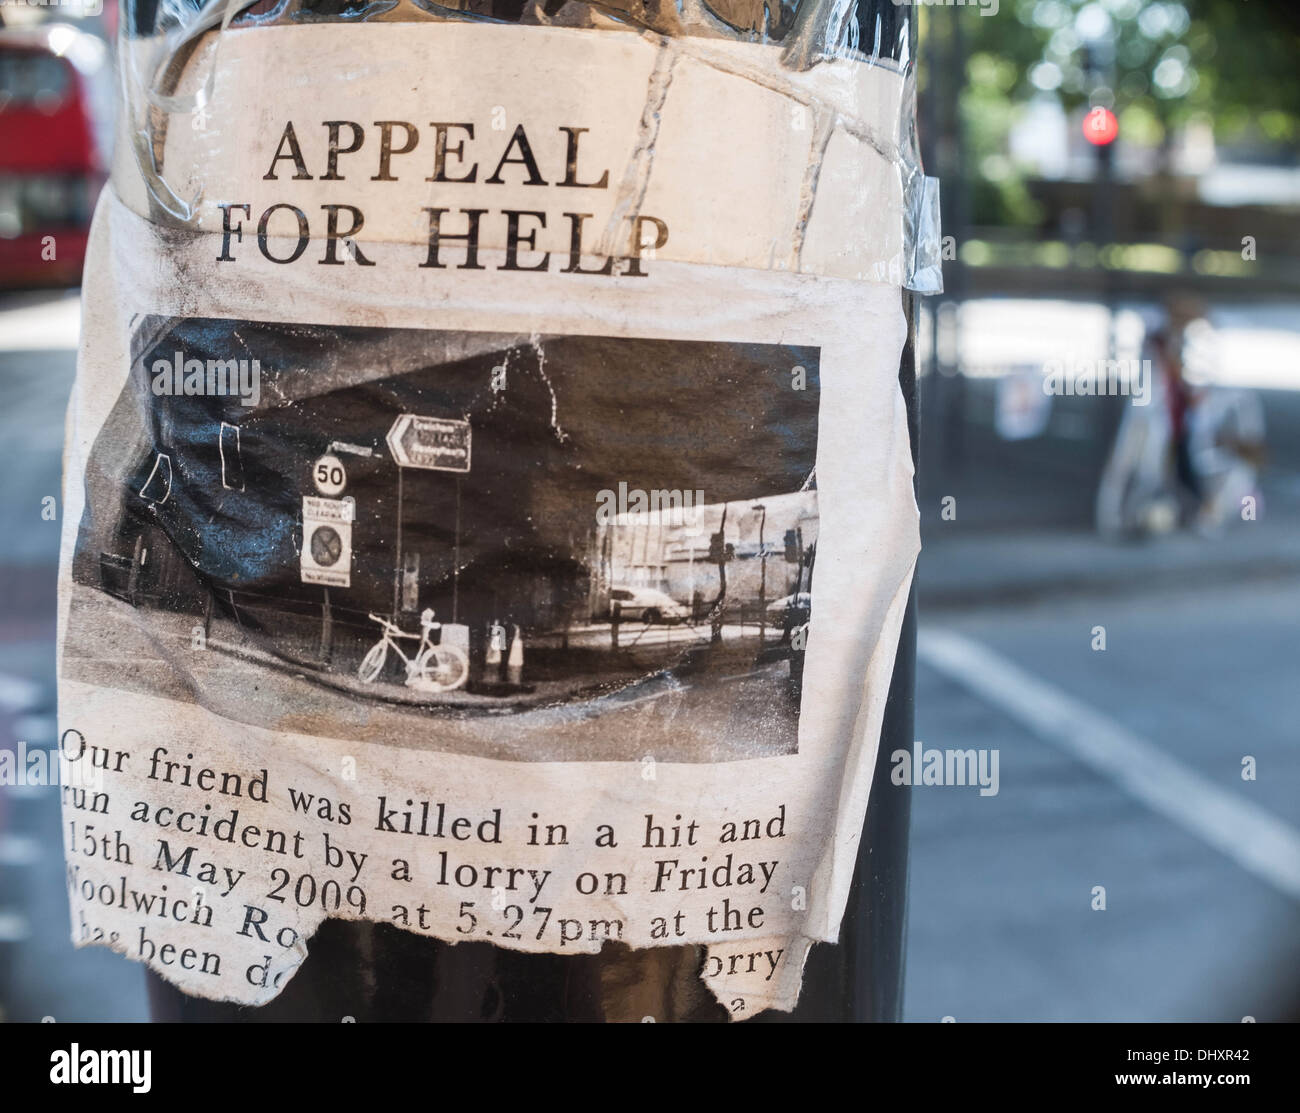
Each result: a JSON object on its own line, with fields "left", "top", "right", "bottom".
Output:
{"left": 385, "top": 415, "right": 472, "bottom": 619}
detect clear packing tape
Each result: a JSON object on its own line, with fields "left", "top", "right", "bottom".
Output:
{"left": 115, "top": 0, "right": 943, "bottom": 293}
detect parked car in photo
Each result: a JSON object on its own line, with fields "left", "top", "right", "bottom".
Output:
{"left": 766, "top": 591, "right": 812, "bottom": 619}
{"left": 608, "top": 586, "right": 689, "bottom": 624}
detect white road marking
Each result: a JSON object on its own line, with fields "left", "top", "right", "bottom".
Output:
{"left": 918, "top": 627, "right": 1300, "bottom": 903}
{"left": 598, "top": 664, "right": 776, "bottom": 711}
{"left": 0, "top": 909, "right": 31, "bottom": 943}
{"left": 0, "top": 292, "right": 80, "bottom": 351}
{"left": 0, "top": 833, "right": 40, "bottom": 866}
{"left": 0, "top": 673, "right": 42, "bottom": 712}
{"left": 604, "top": 685, "right": 686, "bottom": 711}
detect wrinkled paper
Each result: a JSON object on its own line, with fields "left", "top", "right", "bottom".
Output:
{"left": 59, "top": 21, "right": 921, "bottom": 1017}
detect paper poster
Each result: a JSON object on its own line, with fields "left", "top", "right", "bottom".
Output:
{"left": 59, "top": 20, "right": 921, "bottom": 1017}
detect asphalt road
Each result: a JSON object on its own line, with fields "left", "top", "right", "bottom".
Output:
{"left": 907, "top": 577, "right": 1300, "bottom": 1022}
{"left": 61, "top": 582, "right": 803, "bottom": 762}
{"left": 0, "top": 291, "right": 148, "bottom": 1020}
{"left": 1, "top": 290, "right": 1297, "bottom": 1021}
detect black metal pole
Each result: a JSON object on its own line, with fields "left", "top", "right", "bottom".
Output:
{"left": 393, "top": 466, "right": 403, "bottom": 617}
{"left": 453, "top": 474, "right": 461, "bottom": 623}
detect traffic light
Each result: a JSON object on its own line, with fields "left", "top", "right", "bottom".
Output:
{"left": 1083, "top": 105, "right": 1118, "bottom": 147}
{"left": 708, "top": 531, "right": 734, "bottom": 563}
{"left": 784, "top": 529, "right": 799, "bottom": 563}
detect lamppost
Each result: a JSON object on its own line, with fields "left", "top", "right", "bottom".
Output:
{"left": 752, "top": 503, "right": 767, "bottom": 644}
{"left": 683, "top": 523, "right": 703, "bottom": 620}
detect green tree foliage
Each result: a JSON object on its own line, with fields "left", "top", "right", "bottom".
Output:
{"left": 934, "top": 0, "right": 1300, "bottom": 224}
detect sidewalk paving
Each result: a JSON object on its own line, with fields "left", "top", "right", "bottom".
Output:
{"left": 917, "top": 514, "right": 1300, "bottom": 610}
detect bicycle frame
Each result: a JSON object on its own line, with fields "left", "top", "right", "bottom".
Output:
{"left": 360, "top": 613, "right": 469, "bottom": 692}
{"left": 370, "top": 615, "right": 433, "bottom": 677}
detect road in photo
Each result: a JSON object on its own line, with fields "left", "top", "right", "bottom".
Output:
{"left": 63, "top": 581, "right": 802, "bottom": 762}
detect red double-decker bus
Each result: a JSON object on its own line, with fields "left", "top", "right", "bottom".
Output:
{"left": 0, "top": 22, "right": 110, "bottom": 288}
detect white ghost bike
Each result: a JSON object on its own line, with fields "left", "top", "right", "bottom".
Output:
{"left": 359, "top": 609, "right": 469, "bottom": 692}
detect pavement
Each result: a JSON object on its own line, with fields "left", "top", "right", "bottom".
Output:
{"left": 60, "top": 583, "right": 802, "bottom": 763}
{"left": 917, "top": 509, "right": 1300, "bottom": 610}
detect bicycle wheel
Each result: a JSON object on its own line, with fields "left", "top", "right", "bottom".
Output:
{"left": 414, "top": 645, "right": 469, "bottom": 692}
{"left": 358, "top": 640, "right": 388, "bottom": 684}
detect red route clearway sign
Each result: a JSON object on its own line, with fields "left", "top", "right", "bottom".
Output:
{"left": 385, "top": 414, "right": 472, "bottom": 472}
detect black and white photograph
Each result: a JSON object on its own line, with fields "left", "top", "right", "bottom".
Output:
{"left": 64, "top": 319, "right": 821, "bottom": 761}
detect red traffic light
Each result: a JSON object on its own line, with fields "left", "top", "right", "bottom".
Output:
{"left": 1084, "top": 106, "right": 1119, "bottom": 146}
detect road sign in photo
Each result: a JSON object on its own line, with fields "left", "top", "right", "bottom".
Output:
{"left": 301, "top": 495, "right": 353, "bottom": 587}
{"left": 312, "top": 453, "right": 348, "bottom": 496}
{"left": 386, "top": 414, "right": 471, "bottom": 472}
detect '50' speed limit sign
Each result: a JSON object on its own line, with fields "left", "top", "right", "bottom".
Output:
{"left": 312, "top": 454, "right": 347, "bottom": 496}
